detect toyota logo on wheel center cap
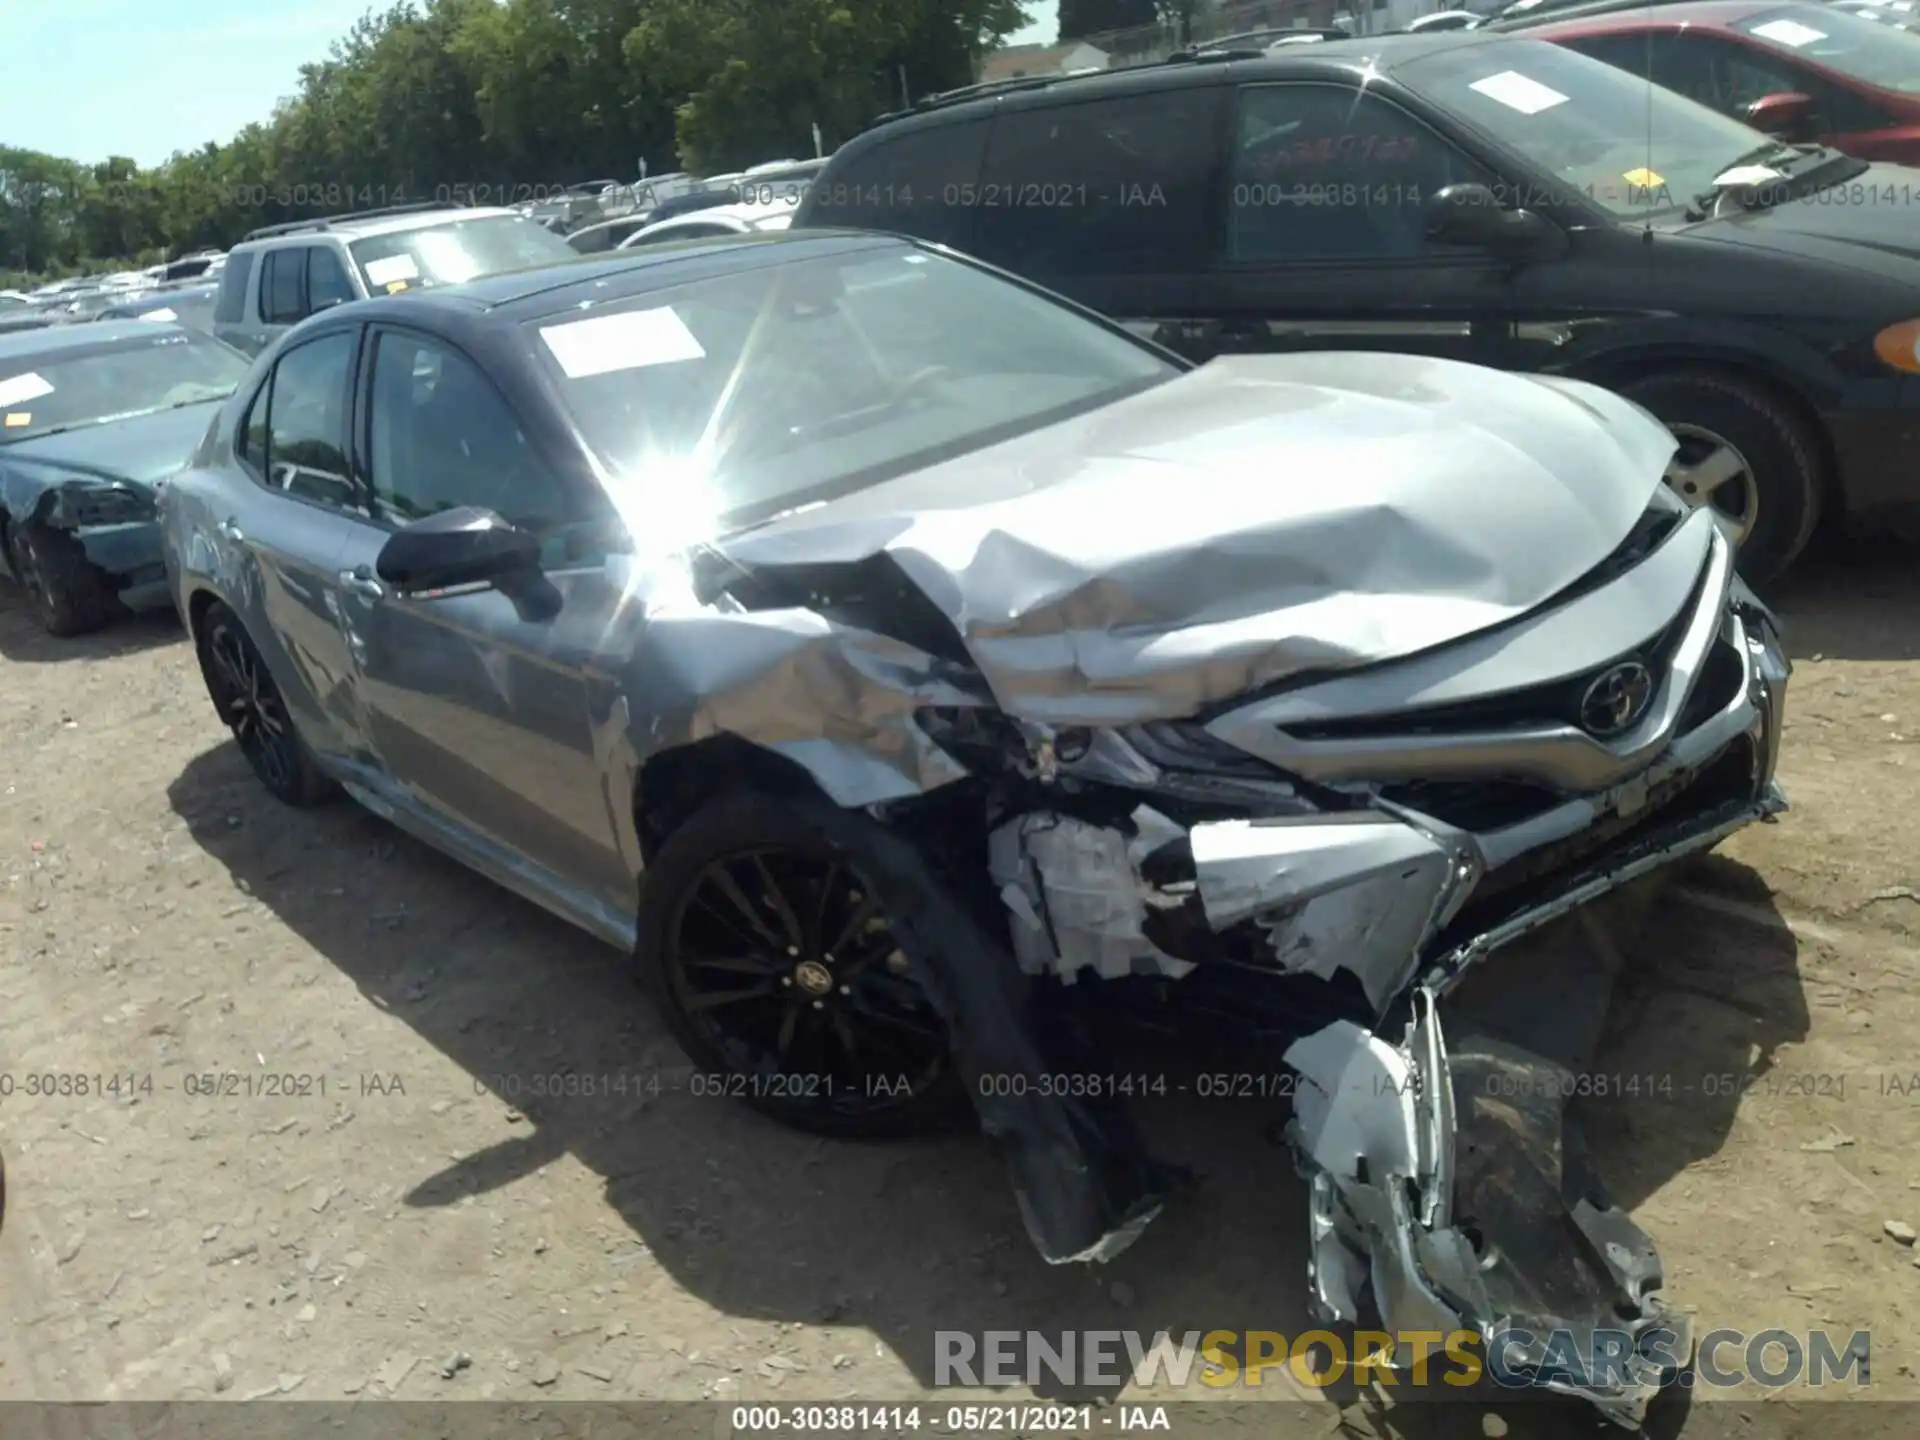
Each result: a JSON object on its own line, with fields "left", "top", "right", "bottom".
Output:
{"left": 1579, "top": 661, "right": 1655, "bottom": 738}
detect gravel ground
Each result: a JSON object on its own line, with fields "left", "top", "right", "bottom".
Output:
{"left": 3, "top": 540, "right": 1920, "bottom": 1438}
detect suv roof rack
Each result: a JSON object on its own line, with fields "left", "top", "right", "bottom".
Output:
{"left": 1490, "top": 0, "right": 1701, "bottom": 27}
{"left": 241, "top": 200, "right": 463, "bottom": 243}
{"left": 869, "top": 44, "right": 1292, "bottom": 128}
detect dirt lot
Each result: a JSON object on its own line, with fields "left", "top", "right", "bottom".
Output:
{"left": 3, "top": 539, "right": 1920, "bottom": 1438}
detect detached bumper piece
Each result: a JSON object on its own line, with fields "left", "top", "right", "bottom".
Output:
{"left": 975, "top": 519, "right": 1787, "bottom": 1428}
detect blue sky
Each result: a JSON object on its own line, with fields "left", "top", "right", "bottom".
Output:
{"left": 0, "top": 0, "right": 379, "bottom": 165}
{"left": 0, "top": 0, "right": 1060, "bottom": 168}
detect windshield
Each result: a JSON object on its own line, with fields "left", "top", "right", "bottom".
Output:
{"left": 0, "top": 331, "right": 248, "bottom": 442}
{"left": 534, "top": 245, "right": 1178, "bottom": 537}
{"left": 349, "top": 214, "right": 576, "bottom": 294}
{"left": 1398, "top": 39, "right": 1779, "bottom": 217}
{"left": 1735, "top": 4, "right": 1920, "bottom": 91}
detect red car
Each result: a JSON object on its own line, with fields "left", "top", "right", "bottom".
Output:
{"left": 1527, "top": 1, "right": 1920, "bottom": 163}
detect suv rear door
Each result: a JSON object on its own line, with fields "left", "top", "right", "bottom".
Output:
{"left": 968, "top": 83, "right": 1227, "bottom": 351}
{"left": 212, "top": 249, "right": 263, "bottom": 355}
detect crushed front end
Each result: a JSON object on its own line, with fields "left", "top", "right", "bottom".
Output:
{"left": 936, "top": 503, "right": 1785, "bottom": 1425}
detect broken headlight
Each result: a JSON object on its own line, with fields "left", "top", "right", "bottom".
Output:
{"left": 52, "top": 480, "right": 155, "bottom": 528}
{"left": 1119, "top": 720, "right": 1270, "bottom": 776}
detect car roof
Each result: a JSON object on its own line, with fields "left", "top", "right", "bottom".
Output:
{"left": 0, "top": 319, "right": 192, "bottom": 361}
{"left": 1527, "top": 0, "right": 1780, "bottom": 29}
{"left": 327, "top": 230, "right": 904, "bottom": 328}
{"left": 852, "top": 31, "right": 1529, "bottom": 137}
{"left": 633, "top": 201, "right": 789, "bottom": 234}
{"left": 237, "top": 206, "right": 519, "bottom": 249}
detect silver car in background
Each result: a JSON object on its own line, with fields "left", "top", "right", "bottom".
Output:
{"left": 158, "top": 232, "right": 1788, "bottom": 1425}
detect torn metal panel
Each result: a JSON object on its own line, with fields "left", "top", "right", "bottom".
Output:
{"left": 835, "top": 808, "right": 1176, "bottom": 1266}
{"left": 1189, "top": 814, "right": 1471, "bottom": 1011}
{"left": 1280, "top": 796, "right": 1779, "bottom": 1428}
{"left": 716, "top": 353, "right": 1674, "bottom": 726}
{"left": 626, "top": 566, "right": 992, "bottom": 807}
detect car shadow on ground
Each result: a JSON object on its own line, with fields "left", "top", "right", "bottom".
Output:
{"left": 0, "top": 590, "right": 182, "bottom": 663}
{"left": 165, "top": 744, "right": 1806, "bottom": 1436}
{"left": 1773, "top": 534, "right": 1920, "bottom": 664}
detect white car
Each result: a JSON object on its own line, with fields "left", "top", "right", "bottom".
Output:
{"left": 615, "top": 203, "right": 795, "bottom": 248}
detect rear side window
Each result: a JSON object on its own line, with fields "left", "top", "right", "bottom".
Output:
{"left": 260, "top": 249, "right": 307, "bottom": 325}
{"left": 213, "top": 250, "right": 255, "bottom": 325}
{"left": 802, "top": 118, "right": 990, "bottom": 247}
{"left": 969, "top": 87, "right": 1223, "bottom": 276}
{"left": 257, "top": 331, "right": 358, "bottom": 509}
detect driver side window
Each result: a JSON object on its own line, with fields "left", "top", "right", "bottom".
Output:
{"left": 365, "top": 330, "right": 600, "bottom": 551}
{"left": 1226, "top": 83, "right": 1497, "bottom": 263}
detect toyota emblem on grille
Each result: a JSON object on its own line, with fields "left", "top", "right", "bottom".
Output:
{"left": 1579, "top": 661, "right": 1655, "bottom": 737}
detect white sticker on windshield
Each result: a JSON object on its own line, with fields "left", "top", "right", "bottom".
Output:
{"left": 0, "top": 371, "right": 54, "bottom": 408}
{"left": 364, "top": 254, "right": 420, "bottom": 287}
{"left": 140, "top": 307, "right": 178, "bottom": 323}
{"left": 1751, "top": 18, "right": 1828, "bottom": 45}
{"left": 1469, "top": 70, "right": 1571, "bottom": 115}
{"left": 539, "top": 306, "right": 706, "bottom": 378}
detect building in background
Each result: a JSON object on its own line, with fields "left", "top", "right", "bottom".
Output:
{"left": 977, "top": 39, "right": 1112, "bottom": 82}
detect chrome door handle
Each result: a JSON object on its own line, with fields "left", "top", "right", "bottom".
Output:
{"left": 338, "top": 567, "right": 384, "bottom": 600}
{"left": 216, "top": 518, "right": 243, "bottom": 543}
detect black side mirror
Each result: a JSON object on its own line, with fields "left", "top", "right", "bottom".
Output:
{"left": 376, "top": 506, "right": 542, "bottom": 594}
{"left": 1426, "top": 183, "right": 1561, "bottom": 256}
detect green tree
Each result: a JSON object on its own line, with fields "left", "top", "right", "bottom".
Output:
{"left": 0, "top": 0, "right": 1026, "bottom": 279}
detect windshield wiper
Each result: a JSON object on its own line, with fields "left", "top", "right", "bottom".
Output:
{"left": 1687, "top": 142, "right": 1803, "bottom": 219}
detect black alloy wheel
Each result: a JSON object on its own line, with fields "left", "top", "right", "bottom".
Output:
{"left": 5, "top": 521, "right": 118, "bottom": 637}
{"left": 194, "top": 600, "right": 334, "bottom": 806}
{"left": 639, "top": 796, "right": 962, "bottom": 1139}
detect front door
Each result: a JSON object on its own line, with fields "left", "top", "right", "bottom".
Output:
{"left": 224, "top": 328, "right": 380, "bottom": 770}
{"left": 1184, "top": 81, "right": 1514, "bottom": 367}
{"left": 330, "top": 325, "right": 636, "bottom": 916}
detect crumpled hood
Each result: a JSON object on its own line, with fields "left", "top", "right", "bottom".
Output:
{"left": 0, "top": 400, "right": 218, "bottom": 491}
{"left": 718, "top": 352, "right": 1675, "bottom": 724}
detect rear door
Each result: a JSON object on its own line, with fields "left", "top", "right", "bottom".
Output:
{"left": 223, "top": 327, "right": 381, "bottom": 771}
{"left": 1183, "top": 80, "right": 1509, "bottom": 366}
{"left": 329, "top": 324, "right": 635, "bottom": 914}
{"left": 968, "top": 83, "right": 1226, "bottom": 353}
{"left": 212, "top": 249, "right": 264, "bottom": 354}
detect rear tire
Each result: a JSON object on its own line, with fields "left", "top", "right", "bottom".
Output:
{"left": 1621, "top": 369, "right": 1823, "bottom": 586}
{"left": 636, "top": 793, "right": 966, "bottom": 1140}
{"left": 193, "top": 600, "right": 336, "bottom": 807}
{"left": 5, "top": 521, "right": 120, "bottom": 637}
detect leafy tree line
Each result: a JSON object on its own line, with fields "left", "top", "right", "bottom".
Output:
{"left": 0, "top": 0, "right": 1026, "bottom": 285}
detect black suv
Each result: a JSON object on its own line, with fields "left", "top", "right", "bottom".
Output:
{"left": 793, "top": 30, "right": 1920, "bottom": 582}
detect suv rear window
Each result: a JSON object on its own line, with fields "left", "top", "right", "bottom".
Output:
{"left": 800, "top": 119, "right": 990, "bottom": 247}
{"left": 213, "top": 250, "right": 255, "bottom": 325}
{"left": 347, "top": 214, "right": 576, "bottom": 293}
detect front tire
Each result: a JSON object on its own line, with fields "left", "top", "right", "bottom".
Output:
{"left": 636, "top": 794, "right": 964, "bottom": 1139}
{"left": 5, "top": 521, "right": 119, "bottom": 637}
{"left": 193, "top": 600, "right": 335, "bottom": 806}
{"left": 1622, "top": 369, "right": 1823, "bottom": 586}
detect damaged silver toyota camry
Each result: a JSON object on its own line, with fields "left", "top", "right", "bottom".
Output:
{"left": 159, "top": 231, "right": 1788, "bottom": 1424}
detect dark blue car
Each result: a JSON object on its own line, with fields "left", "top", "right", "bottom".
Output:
{"left": 0, "top": 321, "right": 251, "bottom": 635}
